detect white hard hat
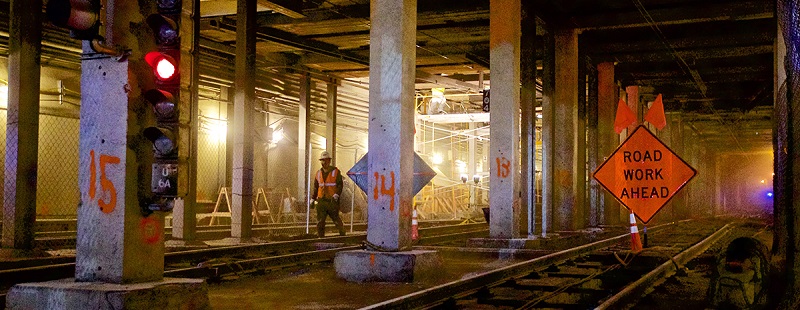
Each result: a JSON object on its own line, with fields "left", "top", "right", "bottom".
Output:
{"left": 319, "top": 151, "right": 332, "bottom": 160}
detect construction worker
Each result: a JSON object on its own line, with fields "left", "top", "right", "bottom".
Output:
{"left": 309, "top": 150, "right": 345, "bottom": 237}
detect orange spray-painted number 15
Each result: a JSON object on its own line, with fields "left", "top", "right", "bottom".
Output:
{"left": 89, "top": 150, "right": 121, "bottom": 214}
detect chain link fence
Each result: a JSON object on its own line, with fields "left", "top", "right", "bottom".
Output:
{"left": 0, "top": 110, "right": 81, "bottom": 221}
{"left": 196, "top": 118, "right": 227, "bottom": 205}
{"left": 774, "top": 0, "right": 798, "bottom": 261}
{"left": 0, "top": 108, "right": 313, "bottom": 247}
{"left": 37, "top": 113, "right": 81, "bottom": 219}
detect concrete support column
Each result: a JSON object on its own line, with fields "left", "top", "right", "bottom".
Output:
{"left": 576, "top": 55, "right": 588, "bottom": 229}
{"left": 172, "top": 0, "right": 200, "bottom": 242}
{"left": 224, "top": 87, "right": 234, "bottom": 187}
{"left": 520, "top": 0, "right": 536, "bottom": 238}
{"left": 714, "top": 152, "right": 722, "bottom": 215}
{"left": 488, "top": 0, "right": 521, "bottom": 239}
{"left": 253, "top": 112, "right": 268, "bottom": 188}
{"left": 552, "top": 28, "right": 581, "bottom": 231}
{"left": 298, "top": 73, "right": 311, "bottom": 205}
{"left": 596, "top": 62, "right": 618, "bottom": 226}
{"left": 468, "top": 122, "right": 477, "bottom": 206}
{"left": 540, "top": 25, "right": 555, "bottom": 236}
{"left": 660, "top": 114, "right": 673, "bottom": 220}
{"left": 703, "top": 150, "right": 716, "bottom": 217}
{"left": 76, "top": 53, "right": 166, "bottom": 283}
{"left": 365, "top": 0, "right": 416, "bottom": 251}
{"left": 231, "top": 0, "right": 256, "bottom": 239}
{"left": 620, "top": 85, "right": 640, "bottom": 223}
{"left": 2, "top": 0, "right": 42, "bottom": 251}
{"left": 586, "top": 63, "right": 599, "bottom": 227}
{"left": 684, "top": 132, "right": 697, "bottom": 216}
{"left": 670, "top": 114, "right": 687, "bottom": 219}
{"left": 327, "top": 81, "right": 338, "bottom": 165}
{"left": 688, "top": 143, "right": 701, "bottom": 218}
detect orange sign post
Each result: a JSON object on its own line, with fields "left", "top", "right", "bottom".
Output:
{"left": 594, "top": 125, "right": 697, "bottom": 224}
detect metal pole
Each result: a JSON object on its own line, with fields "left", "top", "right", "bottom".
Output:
{"left": 305, "top": 143, "right": 312, "bottom": 234}
{"left": 350, "top": 149, "right": 356, "bottom": 232}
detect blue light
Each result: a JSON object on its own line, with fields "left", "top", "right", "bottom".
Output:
{"left": 767, "top": 192, "right": 774, "bottom": 198}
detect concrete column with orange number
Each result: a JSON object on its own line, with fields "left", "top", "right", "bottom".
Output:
{"left": 488, "top": 0, "right": 522, "bottom": 239}
{"left": 365, "top": 0, "right": 417, "bottom": 251}
{"left": 553, "top": 28, "right": 582, "bottom": 231}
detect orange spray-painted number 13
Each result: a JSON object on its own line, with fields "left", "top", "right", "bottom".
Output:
{"left": 496, "top": 157, "right": 511, "bottom": 178}
{"left": 89, "top": 150, "right": 121, "bottom": 214}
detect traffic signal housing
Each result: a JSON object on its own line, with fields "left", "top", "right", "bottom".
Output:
{"left": 45, "top": 0, "right": 101, "bottom": 40}
{"left": 143, "top": 2, "right": 182, "bottom": 213}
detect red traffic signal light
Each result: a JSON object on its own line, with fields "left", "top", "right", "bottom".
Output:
{"left": 145, "top": 52, "right": 177, "bottom": 81}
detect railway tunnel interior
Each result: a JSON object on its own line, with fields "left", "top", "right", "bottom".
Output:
{"left": 0, "top": 0, "right": 797, "bottom": 308}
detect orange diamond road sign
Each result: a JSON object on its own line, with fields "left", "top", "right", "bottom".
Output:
{"left": 594, "top": 125, "right": 697, "bottom": 224}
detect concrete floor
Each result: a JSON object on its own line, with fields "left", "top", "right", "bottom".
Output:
{"left": 208, "top": 252, "right": 523, "bottom": 309}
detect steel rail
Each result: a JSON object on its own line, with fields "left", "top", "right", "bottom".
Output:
{"left": 0, "top": 224, "right": 489, "bottom": 307}
{"left": 416, "top": 228, "right": 490, "bottom": 246}
{"left": 362, "top": 221, "right": 681, "bottom": 310}
{"left": 594, "top": 222, "right": 734, "bottom": 309}
{"left": 26, "top": 220, "right": 470, "bottom": 250}
{"left": 0, "top": 223, "right": 487, "bottom": 290}
{"left": 164, "top": 245, "right": 362, "bottom": 278}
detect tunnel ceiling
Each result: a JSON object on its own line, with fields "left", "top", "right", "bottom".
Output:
{"left": 201, "top": 0, "right": 776, "bottom": 152}
{"left": 0, "top": 0, "right": 777, "bottom": 152}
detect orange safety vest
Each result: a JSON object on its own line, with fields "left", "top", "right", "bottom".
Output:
{"left": 316, "top": 168, "right": 339, "bottom": 199}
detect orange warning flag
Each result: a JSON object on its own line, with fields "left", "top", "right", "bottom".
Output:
{"left": 614, "top": 99, "right": 636, "bottom": 134}
{"left": 644, "top": 94, "right": 667, "bottom": 130}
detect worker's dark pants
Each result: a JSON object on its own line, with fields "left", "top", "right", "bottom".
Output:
{"left": 316, "top": 199, "right": 345, "bottom": 237}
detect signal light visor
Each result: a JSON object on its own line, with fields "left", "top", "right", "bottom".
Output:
{"left": 143, "top": 127, "right": 177, "bottom": 157}
{"left": 144, "top": 89, "right": 176, "bottom": 120}
{"left": 146, "top": 14, "right": 179, "bottom": 46}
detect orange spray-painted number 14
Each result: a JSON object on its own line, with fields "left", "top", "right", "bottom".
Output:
{"left": 373, "top": 171, "right": 396, "bottom": 211}
{"left": 89, "top": 150, "right": 121, "bottom": 214}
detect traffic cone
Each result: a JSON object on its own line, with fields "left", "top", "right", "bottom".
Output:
{"left": 411, "top": 207, "right": 419, "bottom": 241}
{"left": 629, "top": 213, "right": 643, "bottom": 252}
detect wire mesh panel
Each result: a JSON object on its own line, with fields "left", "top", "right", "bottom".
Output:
{"left": 776, "top": 0, "right": 800, "bottom": 259}
{"left": 0, "top": 111, "right": 81, "bottom": 221}
{"left": 196, "top": 127, "right": 226, "bottom": 205}
{"left": 37, "top": 113, "right": 80, "bottom": 219}
{"left": 0, "top": 110, "right": 5, "bottom": 222}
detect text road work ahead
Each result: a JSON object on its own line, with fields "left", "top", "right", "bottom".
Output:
{"left": 620, "top": 150, "right": 669, "bottom": 199}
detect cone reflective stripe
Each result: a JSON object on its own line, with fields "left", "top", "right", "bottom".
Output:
{"left": 629, "top": 213, "right": 643, "bottom": 252}
{"left": 411, "top": 208, "right": 419, "bottom": 241}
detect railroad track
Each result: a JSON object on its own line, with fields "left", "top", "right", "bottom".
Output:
{"left": 30, "top": 219, "right": 466, "bottom": 250}
{"left": 0, "top": 222, "right": 487, "bottom": 307}
{"left": 364, "top": 219, "right": 736, "bottom": 309}
{"left": 631, "top": 219, "right": 772, "bottom": 310}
